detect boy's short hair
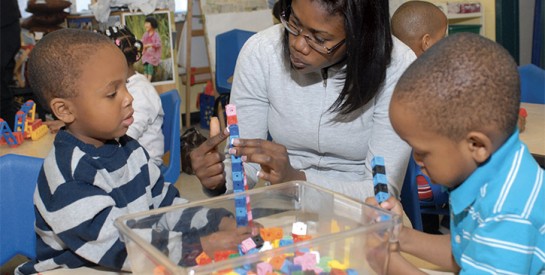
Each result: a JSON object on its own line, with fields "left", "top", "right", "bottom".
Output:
{"left": 28, "top": 29, "right": 113, "bottom": 112}
{"left": 391, "top": 1, "right": 446, "bottom": 44}
{"left": 393, "top": 33, "right": 520, "bottom": 142}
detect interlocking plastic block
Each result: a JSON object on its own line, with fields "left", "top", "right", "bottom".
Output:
{"left": 346, "top": 268, "right": 359, "bottom": 275}
{"left": 240, "top": 237, "right": 257, "bottom": 253}
{"left": 292, "top": 221, "right": 307, "bottom": 235}
{"left": 225, "top": 104, "right": 238, "bottom": 126}
{"left": 371, "top": 156, "right": 390, "bottom": 203}
{"left": 196, "top": 251, "right": 212, "bottom": 265}
{"left": 251, "top": 234, "right": 264, "bottom": 248}
{"left": 330, "top": 268, "right": 347, "bottom": 275}
{"left": 260, "top": 227, "right": 283, "bottom": 242}
{"left": 214, "top": 250, "right": 238, "bottom": 262}
{"left": 256, "top": 262, "right": 272, "bottom": 275}
{"left": 279, "top": 238, "right": 294, "bottom": 247}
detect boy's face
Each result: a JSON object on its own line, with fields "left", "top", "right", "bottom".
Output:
{"left": 390, "top": 98, "right": 477, "bottom": 188}
{"left": 63, "top": 45, "right": 133, "bottom": 147}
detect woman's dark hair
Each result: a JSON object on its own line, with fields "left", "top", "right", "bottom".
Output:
{"left": 145, "top": 16, "right": 159, "bottom": 29}
{"left": 102, "top": 26, "right": 143, "bottom": 65}
{"left": 280, "top": 0, "right": 393, "bottom": 115}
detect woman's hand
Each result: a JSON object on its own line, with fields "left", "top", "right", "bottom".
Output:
{"left": 190, "top": 117, "right": 229, "bottom": 193}
{"left": 230, "top": 138, "right": 305, "bottom": 184}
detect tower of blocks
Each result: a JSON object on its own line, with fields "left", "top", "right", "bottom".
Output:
{"left": 371, "top": 156, "right": 390, "bottom": 204}
{"left": 225, "top": 104, "right": 253, "bottom": 227}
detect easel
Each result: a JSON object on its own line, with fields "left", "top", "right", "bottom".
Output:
{"left": 181, "top": 0, "right": 274, "bottom": 129}
{"left": 182, "top": 0, "right": 216, "bottom": 128}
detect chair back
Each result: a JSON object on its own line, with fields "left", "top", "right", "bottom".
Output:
{"left": 159, "top": 90, "right": 181, "bottom": 184}
{"left": 215, "top": 29, "right": 256, "bottom": 95}
{"left": 400, "top": 155, "right": 449, "bottom": 231}
{"left": 0, "top": 154, "right": 43, "bottom": 264}
{"left": 519, "top": 64, "right": 545, "bottom": 104}
{"left": 400, "top": 156, "right": 424, "bottom": 231}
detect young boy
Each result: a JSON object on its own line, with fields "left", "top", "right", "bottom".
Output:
{"left": 16, "top": 29, "right": 255, "bottom": 274}
{"left": 391, "top": 0, "right": 448, "bottom": 57}
{"left": 44, "top": 26, "right": 166, "bottom": 168}
{"left": 372, "top": 33, "right": 545, "bottom": 274}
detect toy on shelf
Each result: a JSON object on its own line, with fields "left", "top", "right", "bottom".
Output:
{"left": 0, "top": 119, "right": 23, "bottom": 148}
{"left": 0, "top": 100, "right": 48, "bottom": 147}
{"left": 226, "top": 104, "right": 253, "bottom": 227}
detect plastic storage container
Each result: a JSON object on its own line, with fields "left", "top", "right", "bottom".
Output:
{"left": 115, "top": 181, "right": 400, "bottom": 274}
{"left": 448, "top": 24, "right": 481, "bottom": 35}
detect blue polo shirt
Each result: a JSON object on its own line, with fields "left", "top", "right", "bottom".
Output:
{"left": 450, "top": 130, "right": 545, "bottom": 274}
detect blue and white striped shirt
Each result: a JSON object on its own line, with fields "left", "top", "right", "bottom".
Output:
{"left": 16, "top": 131, "right": 231, "bottom": 274}
{"left": 450, "top": 131, "right": 545, "bottom": 274}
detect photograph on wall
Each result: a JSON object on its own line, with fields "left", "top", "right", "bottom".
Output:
{"left": 123, "top": 10, "right": 175, "bottom": 85}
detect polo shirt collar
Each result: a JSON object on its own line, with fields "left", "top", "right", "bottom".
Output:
{"left": 449, "top": 130, "right": 520, "bottom": 214}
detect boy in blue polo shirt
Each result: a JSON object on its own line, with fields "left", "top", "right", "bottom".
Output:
{"left": 371, "top": 33, "right": 545, "bottom": 274}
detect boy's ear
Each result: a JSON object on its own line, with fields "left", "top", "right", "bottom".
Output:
{"left": 421, "top": 33, "right": 432, "bottom": 51}
{"left": 50, "top": 98, "right": 75, "bottom": 124}
{"left": 465, "top": 131, "right": 493, "bottom": 164}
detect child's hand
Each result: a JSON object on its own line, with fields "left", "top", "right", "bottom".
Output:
{"left": 200, "top": 217, "right": 262, "bottom": 257}
{"left": 365, "top": 195, "right": 404, "bottom": 217}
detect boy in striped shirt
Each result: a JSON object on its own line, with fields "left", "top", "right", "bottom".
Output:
{"left": 372, "top": 33, "right": 544, "bottom": 274}
{"left": 16, "top": 29, "right": 255, "bottom": 274}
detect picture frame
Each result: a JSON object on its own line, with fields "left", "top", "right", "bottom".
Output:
{"left": 122, "top": 10, "right": 176, "bottom": 86}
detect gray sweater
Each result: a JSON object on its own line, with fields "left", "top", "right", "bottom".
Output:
{"left": 225, "top": 24, "right": 416, "bottom": 202}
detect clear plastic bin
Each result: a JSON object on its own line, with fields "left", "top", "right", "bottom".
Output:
{"left": 115, "top": 181, "right": 400, "bottom": 274}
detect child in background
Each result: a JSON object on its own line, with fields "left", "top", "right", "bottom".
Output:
{"left": 16, "top": 29, "right": 256, "bottom": 274}
{"left": 141, "top": 16, "right": 162, "bottom": 81}
{"left": 108, "top": 26, "right": 165, "bottom": 167}
{"left": 370, "top": 33, "right": 545, "bottom": 274}
{"left": 44, "top": 26, "right": 166, "bottom": 168}
{"left": 391, "top": 0, "right": 448, "bottom": 57}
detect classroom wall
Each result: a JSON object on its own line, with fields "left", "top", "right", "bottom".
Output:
{"left": 424, "top": 0, "right": 496, "bottom": 40}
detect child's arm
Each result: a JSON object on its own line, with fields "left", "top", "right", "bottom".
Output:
{"left": 366, "top": 196, "right": 460, "bottom": 273}
{"left": 150, "top": 32, "right": 162, "bottom": 49}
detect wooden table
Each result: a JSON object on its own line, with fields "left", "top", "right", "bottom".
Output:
{"left": 0, "top": 131, "right": 55, "bottom": 158}
{"left": 520, "top": 103, "right": 545, "bottom": 166}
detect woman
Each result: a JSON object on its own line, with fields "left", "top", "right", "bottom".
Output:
{"left": 191, "top": 0, "right": 415, "bottom": 202}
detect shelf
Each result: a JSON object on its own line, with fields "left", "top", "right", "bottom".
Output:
{"left": 447, "top": 12, "right": 482, "bottom": 19}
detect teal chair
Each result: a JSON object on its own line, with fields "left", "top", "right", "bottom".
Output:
{"left": 0, "top": 154, "right": 43, "bottom": 264}
{"left": 159, "top": 90, "right": 182, "bottom": 184}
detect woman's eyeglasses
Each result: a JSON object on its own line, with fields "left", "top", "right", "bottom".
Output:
{"left": 280, "top": 9, "right": 345, "bottom": 55}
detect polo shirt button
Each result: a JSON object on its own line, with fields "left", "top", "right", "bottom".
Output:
{"left": 455, "top": 235, "right": 461, "bottom": 243}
